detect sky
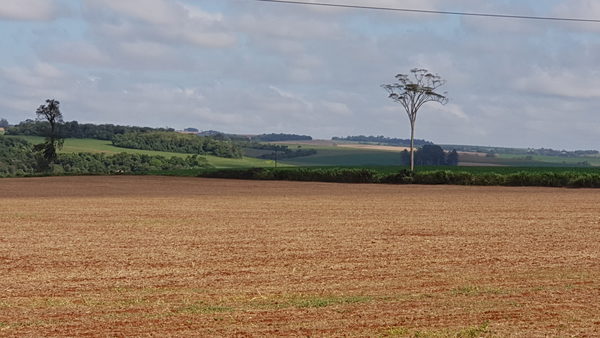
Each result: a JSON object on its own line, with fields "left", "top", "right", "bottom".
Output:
{"left": 1, "top": 0, "right": 600, "bottom": 149}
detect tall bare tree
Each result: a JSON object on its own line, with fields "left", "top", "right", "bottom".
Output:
{"left": 33, "top": 99, "right": 64, "bottom": 169}
{"left": 382, "top": 68, "right": 448, "bottom": 171}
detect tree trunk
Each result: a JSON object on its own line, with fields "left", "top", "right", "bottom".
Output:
{"left": 409, "top": 121, "right": 415, "bottom": 171}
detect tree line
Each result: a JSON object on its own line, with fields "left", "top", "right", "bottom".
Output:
{"left": 112, "top": 131, "right": 243, "bottom": 158}
{"left": 251, "top": 133, "right": 312, "bottom": 142}
{"left": 332, "top": 135, "right": 433, "bottom": 147}
{"left": 7, "top": 119, "right": 174, "bottom": 140}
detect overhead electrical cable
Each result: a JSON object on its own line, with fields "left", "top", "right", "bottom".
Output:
{"left": 253, "top": 0, "right": 600, "bottom": 23}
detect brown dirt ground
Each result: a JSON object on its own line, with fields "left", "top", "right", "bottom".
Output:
{"left": 1, "top": 176, "right": 599, "bottom": 337}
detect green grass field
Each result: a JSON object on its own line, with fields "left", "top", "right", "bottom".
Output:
{"left": 7, "top": 136, "right": 278, "bottom": 169}
{"left": 280, "top": 145, "right": 405, "bottom": 166}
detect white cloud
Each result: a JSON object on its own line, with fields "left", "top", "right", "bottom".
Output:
{"left": 552, "top": 0, "right": 600, "bottom": 32}
{"left": 0, "top": 0, "right": 62, "bottom": 21}
{"left": 87, "top": 0, "right": 185, "bottom": 25}
{"left": 83, "top": 0, "right": 236, "bottom": 49}
{"left": 433, "top": 103, "right": 469, "bottom": 121}
{"left": 45, "top": 41, "right": 110, "bottom": 66}
{"left": 515, "top": 68, "right": 600, "bottom": 99}
{"left": 320, "top": 101, "right": 352, "bottom": 116}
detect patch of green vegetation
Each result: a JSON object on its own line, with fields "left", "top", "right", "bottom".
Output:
{"left": 451, "top": 286, "right": 504, "bottom": 296}
{"left": 6, "top": 135, "right": 277, "bottom": 168}
{"left": 178, "top": 301, "right": 233, "bottom": 314}
{"left": 383, "top": 326, "right": 410, "bottom": 336}
{"left": 32, "top": 297, "right": 72, "bottom": 308}
{"left": 294, "top": 295, "right": 371, "bottom": 308}
{"left": 381, "top": 323, "right": 490, "bottom": 338}
{"left": 265, "top": 295, "right": 372, "bottom": 309}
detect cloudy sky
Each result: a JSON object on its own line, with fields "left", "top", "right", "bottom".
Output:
{"left": 1, "top": 0, "right": 600, "bottom": 149}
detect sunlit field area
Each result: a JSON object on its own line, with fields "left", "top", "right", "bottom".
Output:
{"left": 1, "top": 176, "right": 599, "bottom": 336}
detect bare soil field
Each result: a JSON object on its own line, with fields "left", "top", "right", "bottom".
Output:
{"left": 1, "top": 176, "right": 599, "bottom": 336}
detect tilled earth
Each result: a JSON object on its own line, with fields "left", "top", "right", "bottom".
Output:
{"left": 1, "top": 176, "right": 599, "bottom": 336}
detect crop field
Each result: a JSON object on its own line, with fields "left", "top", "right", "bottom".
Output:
{"left": 280, "top": 145, "right": 406, "bottom": 167}
{"left": 1, "top": 177, "right": 599, "bottom": 336}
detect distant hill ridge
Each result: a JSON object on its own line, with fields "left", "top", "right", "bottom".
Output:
{"left": 332, "top": 135, "right": 433, "bottom": 147}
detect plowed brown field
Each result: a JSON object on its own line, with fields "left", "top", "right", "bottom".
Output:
{"left": 1, "top": 176, "right": 599, "bottom": 337}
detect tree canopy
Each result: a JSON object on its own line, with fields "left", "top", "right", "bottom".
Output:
{"left": 32, "top": 99, "right": 64, "bottom": 169}
{"left": 382, "top": 68, "right": 448, "bottom": 171}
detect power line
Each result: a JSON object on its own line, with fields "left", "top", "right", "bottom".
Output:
{"left": 253, "top": 0, "right": 600, "bottom": 23}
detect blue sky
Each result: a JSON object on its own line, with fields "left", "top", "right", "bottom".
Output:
{"left": 1, "top": 0, "right": 600, "bottom": 149}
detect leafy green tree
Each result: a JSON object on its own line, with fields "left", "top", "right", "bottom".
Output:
{"left": 32, "top": 99, "right": 64, "bottom": 169}
{"left": 0, "top": 118, "right": 9, "bottom": 128}
{"left": 382, "top": 69, "right": 448, "bottom": 171}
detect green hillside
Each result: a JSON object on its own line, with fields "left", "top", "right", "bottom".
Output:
{"left": 9, "top": 135, "right": 599, "bottom": 169}
{"left": 7, "top": 136, "right": 278, "bottom": 168}
{"left": 280, "top": 146, "right": 404, "bottom": 166}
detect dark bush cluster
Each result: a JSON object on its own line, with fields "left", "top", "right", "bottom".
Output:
{"left": 203, "top": 167, "right": 378, "bottom": 183}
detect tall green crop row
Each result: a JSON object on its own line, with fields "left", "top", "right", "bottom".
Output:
{"left": 199, "top": 167, "right": 600, "bottom": 188}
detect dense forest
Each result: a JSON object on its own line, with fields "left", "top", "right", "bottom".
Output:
{"left": 0, "top": 136, "right": 210, "bottom": 177}
{"left": 333, "top": 135, "right": 433, "bottom": 147}
{"left": 112, "top": 132, "right": 242, "bottom": 158}
{"left": 7, "top": 120, "right": 174, "bottom": 140}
